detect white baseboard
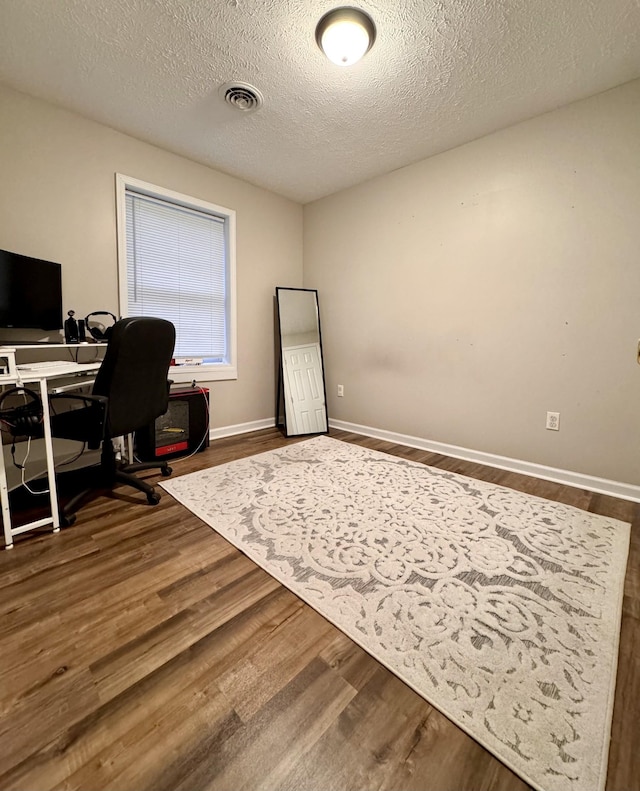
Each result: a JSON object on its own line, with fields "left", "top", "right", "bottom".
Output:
{"left": 329, "top": 419, "right": 640, "bottom": 503}
{"left": 210, "top": 418, "right": 274, "bottom": 441}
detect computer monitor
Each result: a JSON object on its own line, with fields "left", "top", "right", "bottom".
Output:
{"left": 0, "top": 248, "right": 63, "bottom": 331}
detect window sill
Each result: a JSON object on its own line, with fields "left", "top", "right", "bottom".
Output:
{"left": 169, "top": 364, "right": 237, "bottom": 383}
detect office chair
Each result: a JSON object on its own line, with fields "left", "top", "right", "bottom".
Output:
{"left": 50, "top": 316, "right": 176, "bottom": 526}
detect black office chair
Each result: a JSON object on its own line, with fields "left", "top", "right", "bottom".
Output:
{"left": 51, "top": 316, "right": 176, "bottom": 525}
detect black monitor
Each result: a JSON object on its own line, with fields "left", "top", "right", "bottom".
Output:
{"left": 0, "top": 248, "right": 63, "bottom": 331}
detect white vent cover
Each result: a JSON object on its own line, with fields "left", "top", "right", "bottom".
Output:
{"left": 219, "top": 81, "right": 264, "bottom": 113}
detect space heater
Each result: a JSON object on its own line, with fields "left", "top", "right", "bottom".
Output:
{"left": 135, "top": 386, "right": 209, "bottom": 461}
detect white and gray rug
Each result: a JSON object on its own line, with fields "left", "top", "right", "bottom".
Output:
{"left": 160, "top": 436, "right": 630, "bottom": 791}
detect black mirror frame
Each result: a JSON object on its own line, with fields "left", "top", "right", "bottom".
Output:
{"left": 275, "top": 286, "right": 329, "bottom": 438}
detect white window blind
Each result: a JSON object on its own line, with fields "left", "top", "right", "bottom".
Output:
{"left": 125, "top": 190, "right": 228, "bottom": 360}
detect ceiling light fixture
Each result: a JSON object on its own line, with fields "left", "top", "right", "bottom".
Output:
{"left": 315, "top": 6, "right": 376, "bottom": 67}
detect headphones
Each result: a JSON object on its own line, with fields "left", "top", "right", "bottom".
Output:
{"left": 0, "top": 386, "right": 44, "bottom": 437}
{"left": 84, "top": 311, "right": 117, "bottom": 341}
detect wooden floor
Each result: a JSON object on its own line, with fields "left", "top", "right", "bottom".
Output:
{"left": 0, "top": 427, "right": 638, "bottom": 791}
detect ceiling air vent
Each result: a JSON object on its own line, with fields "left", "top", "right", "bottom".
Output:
{"left": 219, "top": 81, "right": 264, "bottom": 113}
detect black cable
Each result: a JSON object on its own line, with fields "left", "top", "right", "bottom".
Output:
{"left": 55, "top": 442, "right": 88, "bottom": 468}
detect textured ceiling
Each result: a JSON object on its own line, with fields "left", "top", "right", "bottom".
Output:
{"left": 1, "top": 0, "right": 639, "bottom": 203}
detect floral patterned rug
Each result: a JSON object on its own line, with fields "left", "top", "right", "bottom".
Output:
{"left": 161, "top": 436, "right": 630, "bottom": 791}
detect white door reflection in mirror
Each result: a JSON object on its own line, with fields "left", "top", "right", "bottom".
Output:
{"left": 276, "top": 287, "right": 328, "bottom": 436}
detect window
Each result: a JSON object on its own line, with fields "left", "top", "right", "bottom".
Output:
{"left": 115, "top": 174, "right": 237, "bottom": 381}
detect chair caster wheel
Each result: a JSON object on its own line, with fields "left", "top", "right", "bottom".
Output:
{"left": 161, "top": 466, "right": 172, "bottom": 477}
{"left": 61, "top": 514, "right": 76, "bottom": 527}
{"left": 147, "top": 490, "right": 161, "bottom": 505}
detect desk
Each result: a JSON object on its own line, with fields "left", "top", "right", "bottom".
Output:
{"left": 0, "top": 358, "right": 102, "bottom": 549}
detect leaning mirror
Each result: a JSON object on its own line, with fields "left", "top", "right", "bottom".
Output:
{"left": 275, "top": 287, "right": 328, "bottom": 436}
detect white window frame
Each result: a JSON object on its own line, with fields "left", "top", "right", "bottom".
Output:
{"left": 115, "top": 173, "right": 237, "bottom": 383}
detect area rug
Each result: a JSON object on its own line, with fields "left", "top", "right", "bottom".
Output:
{"left": 160, "top": 436, "right": 630, "bottom": 791}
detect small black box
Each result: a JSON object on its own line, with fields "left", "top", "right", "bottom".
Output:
{"left": 135, "top": 386, "right": 209, "bottom": 461}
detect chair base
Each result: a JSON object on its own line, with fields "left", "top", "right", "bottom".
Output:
{"left": 60, "top": 448, "right": 172, "bottom": 525}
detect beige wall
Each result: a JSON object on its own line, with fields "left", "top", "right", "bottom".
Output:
{"left": 0, "top": 84, "right": 303, "bottom": 429}
{"left": 3, "top": 79, "right": 639, "bottom": 485}
{"left": 304, "top": 79, "right": 640, "bottom": 486}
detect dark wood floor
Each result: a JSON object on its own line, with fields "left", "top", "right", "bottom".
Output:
{"left": 0, "top": 427, "right": 638, "bottom": 791}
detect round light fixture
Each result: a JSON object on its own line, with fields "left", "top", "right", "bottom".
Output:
{"left": 315, "top": 7, "right": 376, "bottom": 66}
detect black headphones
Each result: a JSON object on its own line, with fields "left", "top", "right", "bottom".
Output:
{"left": 0, "top": 386, "right": 44, "bottom": 437}
{"left": 84, "top": 311, "right": 117, "bottom": 341}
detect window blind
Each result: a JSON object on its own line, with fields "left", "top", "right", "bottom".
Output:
{"left": 125, "top": 190, "right": 227, "bottom": 360}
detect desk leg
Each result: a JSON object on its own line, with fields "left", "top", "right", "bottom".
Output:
{"left": 0, "top": 443, "right": 13, "bottom": 549}
{"left": 39, "top": 379, "right": 60, "bottom": 532}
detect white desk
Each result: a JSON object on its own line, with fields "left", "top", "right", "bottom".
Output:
{"left": 0, "top": 353, "right": 102, "bottom": 549}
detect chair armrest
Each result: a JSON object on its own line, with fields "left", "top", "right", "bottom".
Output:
{"left": 49, "top": 393, "right": 108, "bottom": 409}
{"left": 49, "top": 394, "right": 108, "bottom": 449}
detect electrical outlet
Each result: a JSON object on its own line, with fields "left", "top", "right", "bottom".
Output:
{"left": 337, "top": 384, "right": 344, "bottom": 397}
{"left": 546, "top": 411, "right": 560, "bottom": 431}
